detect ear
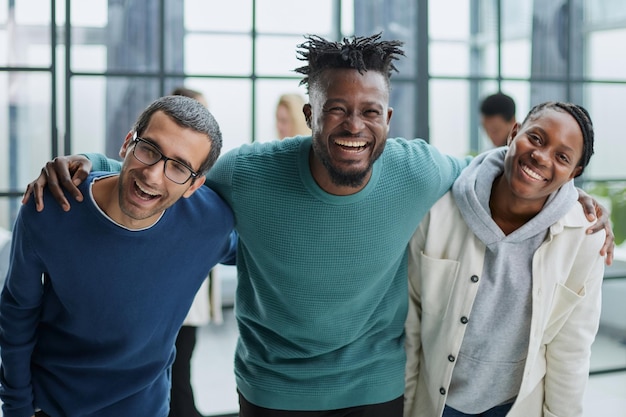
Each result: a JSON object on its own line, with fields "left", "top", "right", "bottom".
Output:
{"left": 303, "top": 104, "right": 312, "bottom": 128}
{"left": 182, "top": 175, "right": 206, "bottom": 198}
{"left": 507, "top": 123, "right": 521, "bottom": 146}
{"left": 571, "top": 165, "right": 583, "bottom": 179}
{"left": 383, "top": 107, "right": 393, "bottom": 136}
{"left": 119, "top": 131, "right": 135, "bottom": 159}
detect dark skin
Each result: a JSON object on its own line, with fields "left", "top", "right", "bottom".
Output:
{"left": 303, "top": 69, "right": 392, "bottom": 195}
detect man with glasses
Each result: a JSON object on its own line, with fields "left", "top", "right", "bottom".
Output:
{"left": 0, "top": 95, "right": 236, "bottom": 417}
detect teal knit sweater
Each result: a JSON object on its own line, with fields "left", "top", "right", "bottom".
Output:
{"left": 204, "top": 136, "right": 468, "bottom": 410}
{"left": 88, "top": 137, "right": 468, "bottom": 410}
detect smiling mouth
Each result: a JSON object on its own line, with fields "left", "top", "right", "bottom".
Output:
{"left": 334, "top": 138, "right": 368, "bottom": 152}
{"left": 134, "top": 181, "right": 160, "bottom": 200}
{"left": 521, "top": 163, "right": 547, "bottom": 182}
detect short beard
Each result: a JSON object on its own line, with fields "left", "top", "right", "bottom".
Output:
{"left": 313, "top": 139, "right": 384, "bottom": 189}
{"left": 321, "top": 158, "right": 370, "bottom": 188}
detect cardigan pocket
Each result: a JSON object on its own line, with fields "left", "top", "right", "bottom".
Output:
{"left": 418, "top": 251, "right": 460, "bottom": 317}
{"left": 543, "top": 282, "right": 586, "bottom": 343}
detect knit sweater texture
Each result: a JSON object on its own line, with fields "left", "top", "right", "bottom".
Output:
{"left": 204, "top": 136, "right": 469, "bottom": 410}
{"left": 0, "top": 173, "right": 235, "bottom": 417}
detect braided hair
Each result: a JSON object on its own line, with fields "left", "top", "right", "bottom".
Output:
{"left": 294, "top": 32, "right": 405, "bottom": 93}
{"left": 522, "top": 101, "right": 594, "bottom": 176}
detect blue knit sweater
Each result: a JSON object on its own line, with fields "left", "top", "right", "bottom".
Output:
{"left": 205, "top": 136, "right": 469, "bottom": 410}
{"left": 0, "top": 173, "right": 235, "bottom": 417}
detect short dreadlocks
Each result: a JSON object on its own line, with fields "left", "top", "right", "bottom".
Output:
{"left": 294, "top": 32, "right": 405, "bottom": 93}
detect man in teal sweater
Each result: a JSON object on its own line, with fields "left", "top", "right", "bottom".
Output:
{"left": 25, "top": 33, "right": 612, "bottom": 417}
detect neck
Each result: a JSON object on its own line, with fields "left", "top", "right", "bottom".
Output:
{"left": 489, "top": 174, "right": 546, "bottom": 235}
{"left": 92, "top": 175, "right": 119, "bottom": 215}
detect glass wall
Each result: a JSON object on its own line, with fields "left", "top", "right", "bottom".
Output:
{"left": 3, "top": 0, "right": 626, "bottom": 221}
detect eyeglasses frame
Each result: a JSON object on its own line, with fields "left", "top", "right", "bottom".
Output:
{"left": 130, "top": 132, "right": 199, "bottom": 185}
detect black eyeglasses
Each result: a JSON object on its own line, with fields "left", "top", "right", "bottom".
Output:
{"left": 130, "top": 132, "right": 199, "bottom": 184}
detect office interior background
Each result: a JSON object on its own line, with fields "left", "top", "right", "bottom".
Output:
{"left": 0, "top": 0, "right": 625, "bottom": 416}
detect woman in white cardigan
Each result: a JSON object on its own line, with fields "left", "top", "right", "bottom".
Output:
{"left": 405, "top": 102, "right": 604, "bottom": 417}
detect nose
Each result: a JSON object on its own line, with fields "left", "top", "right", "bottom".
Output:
{"left": 142, "top": 159, "right": 167, "bottom": 183}
{"left": 530, "top": 149, "right": 548, "bottom": 165}
{"left": 343, "top": 111, "right": 365, "bottom": 133}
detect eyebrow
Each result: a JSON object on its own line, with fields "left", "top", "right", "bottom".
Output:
{"left": 142, "top": 136, "right": 196, "bottom": 171}
{"left": 325, "top": 97, "right": 384, "bottom": 107}
{"left": 530, "top": 126, "right": 578, "bottom": 154}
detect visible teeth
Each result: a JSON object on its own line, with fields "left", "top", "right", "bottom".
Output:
{"left": 521, "top": 164, "right": 545, "bottom": 181}
{"left": 136, "top": 182, "right": 157, "bottom": 196}
{"left": 335, "top": 139, "right": 366, "bottom": 148}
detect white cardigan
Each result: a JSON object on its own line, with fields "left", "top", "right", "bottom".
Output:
{"left": 404, "top": 192, "right": 605, "bottom": 417}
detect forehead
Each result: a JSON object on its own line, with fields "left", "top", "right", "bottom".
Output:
{"left": 481, "top": 114, "right": 509, "bottom": 125}
{"left": 524, "top": 109, "right": 583, "bottom": 150}
{"left": 526, "top": 108, "right": 578, "bottom": 132}
{"left": 276, "top": 104, "right": 290, "bottom": 116}
{"left": 312, "top": 68, "right": 389, "bottom": 101}
{"left": 142, "top": 112, "right": 211, "bottom": 166}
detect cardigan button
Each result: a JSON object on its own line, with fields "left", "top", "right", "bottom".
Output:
{"left": 448, "top": 354, "right": 455, "bottom": 362}
{"left": 470, "top": 275, "right": 479, "bottom": 283}
{"left": 440, "top": 387, "right": 446, "bottom": 395}
{"left": 460, "top": 316, "right": 469, "bottom": 324}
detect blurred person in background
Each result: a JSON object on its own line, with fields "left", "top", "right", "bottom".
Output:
{"left": 480, "top": 92, "right": 517, "bottom": 148}
{"left": 275, "top": 93, "right": 311, "bottom": 139}
{"left": 171, "top": 87, "right": 208, "bottom": 108}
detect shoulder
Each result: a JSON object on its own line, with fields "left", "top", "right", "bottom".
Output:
{"left": 16, "top": 176, "right": 102, "bottom": 239}
{"left": 383, "top": 137, "right": 467, "bottom": 171}
{"left": 421, "top": 192, "right": 463, "bottom": 230}
{"left": 558, "top": 202, "right": 605, "bottom": 244}
{"left": 229, "top": 136, "right": 306, "bottom": 157}
{"left": 177, "top": 185, "right": 234, "bottom": 226}
{"left": 548, "top": 202, "right": 606, "bottom": 270}
{"left": 210, "top": 137, "right": 306, "bottom": 174}
{"left": 381, "top": 138, "right": 467, "bottom": 198}
{"left": 384, "top": 137, "right": 432, "bottom": 155}
{"left": 381, "top": 138, "right": 440, "bottom": 172}
{"left": 186, "top": 185, "right": 232, "bottom": 211}
{"left": 22, "top": 174, "right": 101, "bottom": 217}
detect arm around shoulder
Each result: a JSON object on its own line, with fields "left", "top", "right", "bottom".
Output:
{"left": 82, "top": 153, "right": 122, "bottom": 172}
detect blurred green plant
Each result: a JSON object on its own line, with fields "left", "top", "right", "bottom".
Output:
{"left": 584, "top": 180, "right": 626, "bottom": 246}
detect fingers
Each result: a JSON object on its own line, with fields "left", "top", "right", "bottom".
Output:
{"left": 580, "top": 200, "right": 615, "bottom": 266}
{"left": 21, "top": 156, "right": 90, "bottom": 212}
{"left": 45, "top": 160, "right": 73, "bottom": 212}
{"left": 21, "top": 167, "right": 57, "bottom": 212}
{"left": 578, "top": 190, "right": 597, "bottom": 222}
{"left": 22, "top": 179, "right": 35, "bottom": 206}
{"left": 67, "top": 158, "right": 90, "bottom": 194}
{"left": 585, "top": 207, "right": 608, "bottom": 234}
{"left": 599, "top": 222, "right": 615, "bottom": 266}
